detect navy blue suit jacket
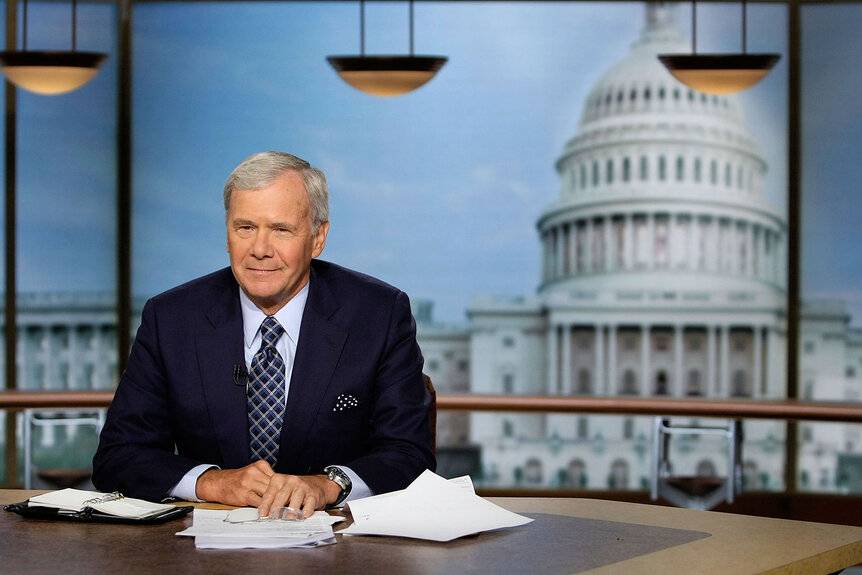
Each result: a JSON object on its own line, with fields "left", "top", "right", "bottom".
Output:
{"left": 92, "top": 260, "right": 435, "bottom": 502}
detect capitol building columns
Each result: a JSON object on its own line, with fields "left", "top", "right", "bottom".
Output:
{"left": 561, "top": 324, "right": 571, "bottom": 395}
{"left": 640, "top": 324, "right": 651, "bottom": 397}
{"left": 547, "top": 323, "right": 558, "bottom": 394}
{"left": 545, "top": 320, "right": 775, "bottom": 402}
{"left": 719, "top": 323, "right": 730, "bottom": 396}
{"left": 673, "top": 324, "right": 683, "bottom": 396}
{"left": 707, "top": 325, "right": 717, "bottom": 394}
{"left": 595, "top": 324, "right": 606, "bottom": 395}
{"left": 753, "top": 326, "right": 764, "bottom": 397}
{"left": 539, "top": 211, "right": 785, "bottom": 287}
{"left": 607, "top": 324, "right": 617, "bottom": 396}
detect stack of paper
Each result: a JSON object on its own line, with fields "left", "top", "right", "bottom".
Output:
{"left": 176, "top": 471, "right": 530, "bottom": 547}
{"left": 176, "top": 510, "right": 344, "bottom": 549}
{"left": 341, "top": 470, "right": 533, "bottom": 542}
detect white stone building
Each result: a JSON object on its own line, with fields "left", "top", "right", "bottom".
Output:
{"left": 0, "top": 293, "right": 124, "bottom": 486}
{"left": 0, "top": 293, "right": 120, "bottom": 393}
{"left": 797, "top": 302, "right": 862, "bottom": 491}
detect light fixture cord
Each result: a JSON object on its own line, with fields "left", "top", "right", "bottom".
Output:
{"left": 409, "top": 0, "right": 414, "bottom": 56}
{"left": 691, "top": 0, "right": 697, "bottom": 55}
{"left": 742, "top": 0, "right": 748, "bottom": 54}
{"left": 72, "top": 0, "right": 78, "bottom": 52}
{"left": 359, "top": 0, "right": 365, "bottom": 56}
{"left": 22, "top": 0, "right": 28, "bottom": 50}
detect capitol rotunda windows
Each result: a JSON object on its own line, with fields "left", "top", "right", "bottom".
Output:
{"left": 560, "top": 151, "right": 760, "bottom": 196}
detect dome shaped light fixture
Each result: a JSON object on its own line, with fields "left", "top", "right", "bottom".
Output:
{"left": 658, "top": 0, "right": 779, "bottom": 95}
{"left": 0, "top": 0, "right": 108, "bottom": 96}
{"left": 327, "top": 0, "right": 447, "bottom": 97}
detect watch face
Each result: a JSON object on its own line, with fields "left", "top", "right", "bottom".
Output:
{"left": 328, "top": 467, "right": 351, "bottom": 491}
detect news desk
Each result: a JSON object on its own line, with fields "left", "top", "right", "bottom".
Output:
{"left": 3, "top": 490, "right": 862, "bottom": 574}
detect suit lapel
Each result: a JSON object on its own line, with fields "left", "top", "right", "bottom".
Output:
{"left": 195, "top": 276, "right": 248, "bottom": 468}
{"left": 278, "top": 266, "right": 347, "bottom": 473}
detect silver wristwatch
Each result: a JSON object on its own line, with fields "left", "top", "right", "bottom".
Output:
{"left": 324, "top": 465, "right": 352, "bottom": 507}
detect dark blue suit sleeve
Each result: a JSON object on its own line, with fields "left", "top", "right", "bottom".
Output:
{"left": 92, "top": 299, "right": 206, "bottom": 501}
{"left": 344, "top": 289, "right": 436, "bottom": 493}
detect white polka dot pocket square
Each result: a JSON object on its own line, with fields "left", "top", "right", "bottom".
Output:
{"left": 333, "top": 393, "right": 359, "bottom": 412}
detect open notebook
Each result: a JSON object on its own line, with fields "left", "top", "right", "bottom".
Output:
{"left": 5, "top": 488, "right": 192, "bottom": 524}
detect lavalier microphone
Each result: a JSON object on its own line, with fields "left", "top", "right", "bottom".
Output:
{"left": 233, "top": 364, "right": 248, "bottom": 386}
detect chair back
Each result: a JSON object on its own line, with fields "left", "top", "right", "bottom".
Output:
{"left": 423, "top": 374, "right": 437, "bottom": 454}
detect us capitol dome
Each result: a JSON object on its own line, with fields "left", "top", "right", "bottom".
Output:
{"left": 537, "top": 1, "right": 786, "bottom": 402}
{"left": 417, "top": 3, "right": 860, "bottom": 492}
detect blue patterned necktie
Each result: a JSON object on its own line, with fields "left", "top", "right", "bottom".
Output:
{"left": 247, "top": 316, "right": 286, "bottom": 467}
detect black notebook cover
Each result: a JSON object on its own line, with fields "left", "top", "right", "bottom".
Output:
{"left": 4, "top": 500, "right": 193, "bottom": 525}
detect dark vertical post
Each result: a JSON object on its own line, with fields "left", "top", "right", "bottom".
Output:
{"left": 4, "top": 0, "right": 18, "bottom": 487}
{"left": 117, "top": 0, "right": 132, "bottom": 373}
{"left": 785, "top": 0, "right": 801, "bottom": 494}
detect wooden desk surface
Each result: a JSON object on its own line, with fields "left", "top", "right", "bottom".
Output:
{"left": 3, "top": 490, "right": 862, "bottom": 575}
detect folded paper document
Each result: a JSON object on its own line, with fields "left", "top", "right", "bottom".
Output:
{"left": 176, "top": 509, "right": 345, "bottom": 549}
{"left": 341, "top": 470, "right": 533, "bottom": 542}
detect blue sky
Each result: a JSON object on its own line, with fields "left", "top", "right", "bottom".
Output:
{"left": 7, "top": 2, "right": 860, "bottom": 325}
{"left": 799, "top": 4, "right": 862, "bottom": 322}
{"left": 126, "top": 2, "right": 648, "bottom": 323}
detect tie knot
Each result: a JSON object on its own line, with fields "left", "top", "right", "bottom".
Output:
{"left": 260, "top": 316, "right": 284, "bottom": 348}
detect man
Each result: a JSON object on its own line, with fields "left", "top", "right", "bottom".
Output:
{"left": 92, "top": 152, "right": 435, "bottom": 517}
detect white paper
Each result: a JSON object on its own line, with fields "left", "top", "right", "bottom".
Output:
{"left": 346, "top": 474, "right": 475, "bottom": 523}
{"left": 192, "top": 532, "right": 336, "bottom": 549}
{"left": 176, "top": 509, "right": 343, "bottom": 549}
{"left": 341, "top": 470, "right": 532, "bottom": 542}
{"left": 29, "top": 489, "right": 103, "bottom": 511}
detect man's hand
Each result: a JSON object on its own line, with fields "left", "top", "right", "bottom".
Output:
{"left": 195, "top": 460, "right": 276, "bottom": 507}
{"left": 195, "top": 461, "right": 342, "bottom": 518}
{"left": 258, "top": 473, "right": 341, "bottom": 518}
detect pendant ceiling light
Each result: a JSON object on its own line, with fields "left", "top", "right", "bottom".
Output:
{"left": 327, "top": 0, "right": 447, "bottom": 97}
{"left": 0, "top": 0, "right": 108, "bottom": 96}
{"left": 658, "top": 0, "right": 779, "bottom": 95}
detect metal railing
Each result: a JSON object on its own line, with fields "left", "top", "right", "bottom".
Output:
{"left": 3, "top": 391, "right": 862, "bottom": 490}
{"left": 2, "top": 390, "right": 862, "bottom": 421}
{"left": 436, "top": 394, "right": 862, "bottom": 422}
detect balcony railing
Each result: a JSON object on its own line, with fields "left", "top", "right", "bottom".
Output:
{"left": 436, "top": 394, "right": 862, "bottom": 422}
{"left": 2, "top": 391, "right": 862, "bottom": 422}
{"left": 3, "top": 391, "right": 862, "bottom": 499}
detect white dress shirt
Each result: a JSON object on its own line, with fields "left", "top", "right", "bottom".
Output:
{"left": 169, "top": 280, "right": 372, "bottom": 503}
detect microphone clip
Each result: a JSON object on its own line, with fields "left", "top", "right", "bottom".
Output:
{"left": 233, "top": 364, "right": 249, "bottom": 387}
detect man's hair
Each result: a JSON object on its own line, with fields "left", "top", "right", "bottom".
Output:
{"left": 223, "top": 151, "right": 329, "bottom": 233}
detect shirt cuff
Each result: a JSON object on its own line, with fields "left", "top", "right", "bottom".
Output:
{"left": 335, "top": 466, "right": 373, "bottom": 502}
{"left": 169, "top": 463, "right": 220, "bottom": 502}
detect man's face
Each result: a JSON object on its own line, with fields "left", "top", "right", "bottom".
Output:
{"left": 226, "top": 170, "right": 329, "bottom": 315}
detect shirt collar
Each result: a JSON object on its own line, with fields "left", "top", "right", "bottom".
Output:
{"left": 239, "top": 281, "right": 309, "bottom": 350}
